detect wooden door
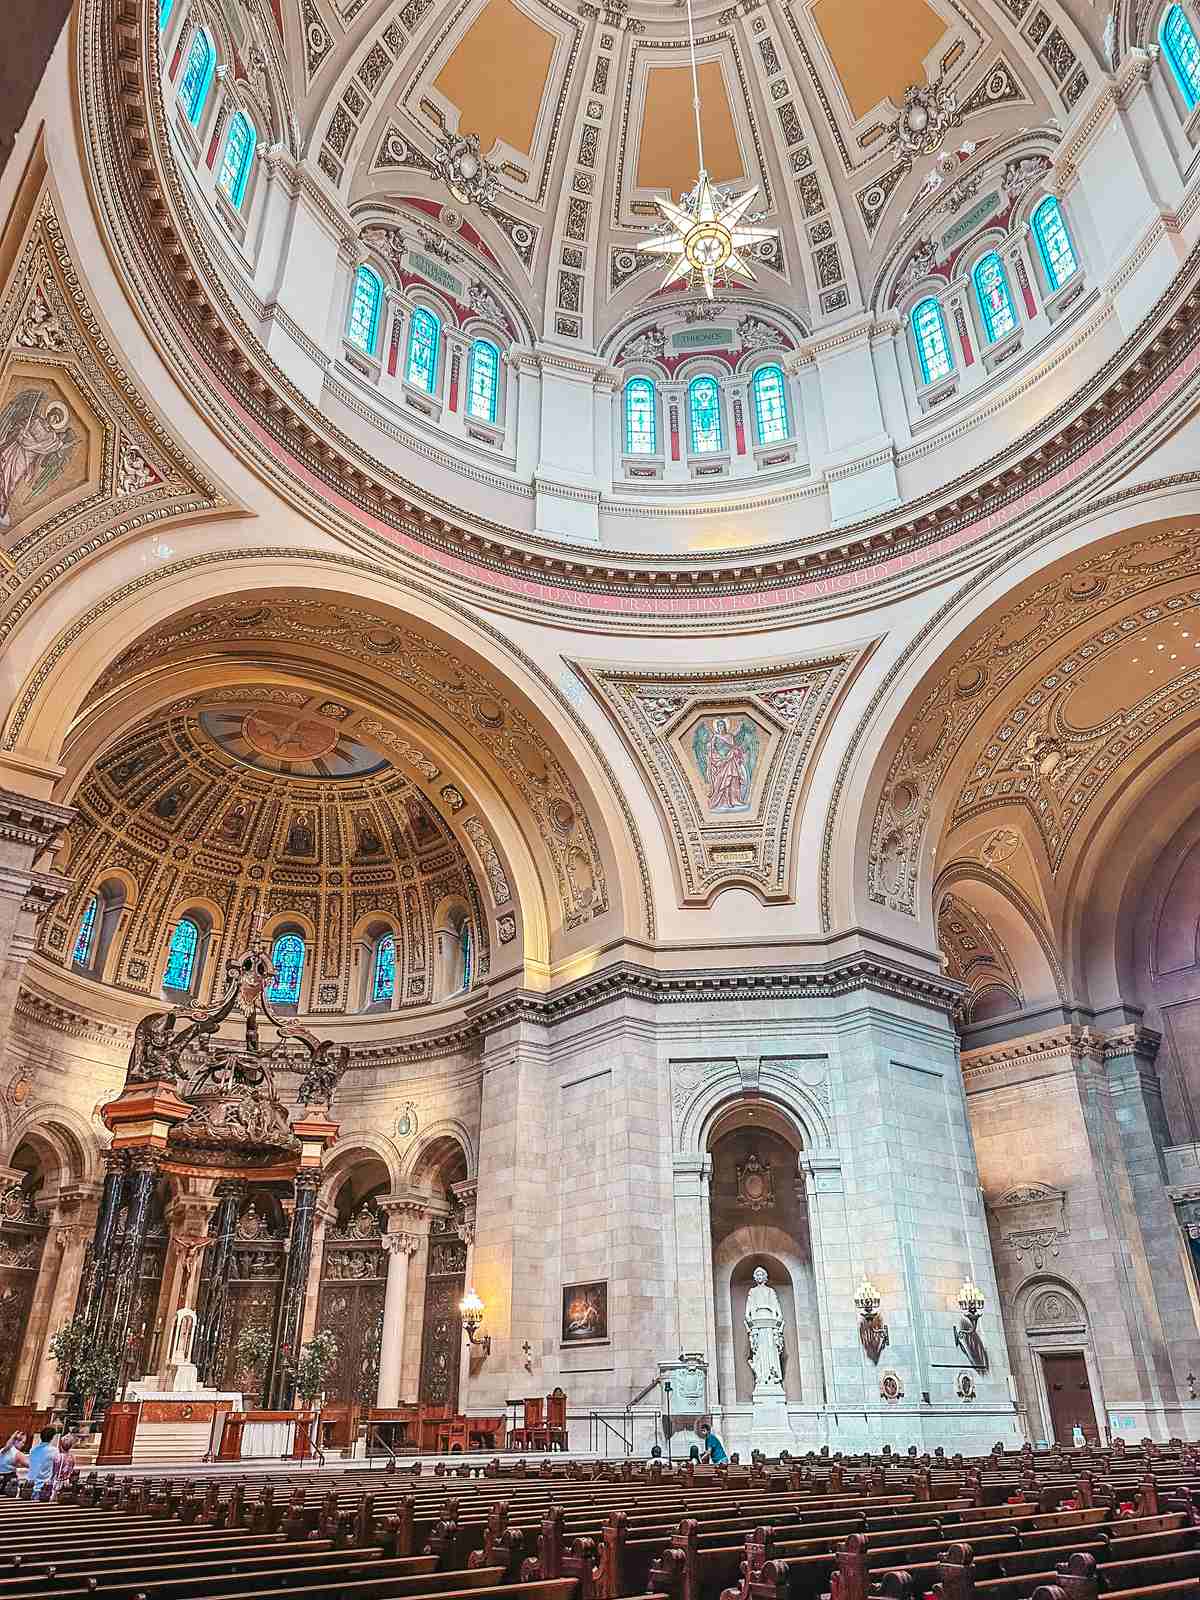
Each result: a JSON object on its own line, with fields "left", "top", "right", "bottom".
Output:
{"left": 316, "top": 1212, "right": 386, "bottom": 1406}
{"left": 418, "top": 1212, "right": 466, "bottom": 1409}
{"left": 1040, "top": 1351, "right": 1096, "bottom": 1444}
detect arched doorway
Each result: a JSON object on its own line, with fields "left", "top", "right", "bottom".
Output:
{"left": 707, "top": 1112, "right": 823, "bottom": 1427}
{"left": 1014, "top": 1277, "right": 1104, "bottom": 1445}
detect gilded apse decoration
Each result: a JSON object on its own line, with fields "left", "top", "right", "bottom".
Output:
{"left": 0, "top": 386, "right": 83, "bottom": 530}
{"left": 574, "top": 648, "right": 866, "bottom": 905}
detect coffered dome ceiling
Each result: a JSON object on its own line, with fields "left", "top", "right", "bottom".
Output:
{"left": 279, "top": 0, "right": 1087, "bottom": 333}
{"left": 41, "top": 695, "right": 490, "bottom": 1011}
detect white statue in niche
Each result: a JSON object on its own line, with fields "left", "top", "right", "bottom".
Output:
{"left": 744, "top": 1266, "right": 785, "bottom": 1391}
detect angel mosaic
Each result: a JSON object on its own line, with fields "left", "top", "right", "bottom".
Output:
{"left": 0, "top": 389, "right": 79, "bottom": 529}
{"left": 692, "top": 716, "right": 760, "bottom": 812}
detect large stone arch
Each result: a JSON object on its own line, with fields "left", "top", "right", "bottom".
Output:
{"left": 0, "top": 554, "right": 652, "bottom": 964}
{"left": 4, "top": 1107, "right": 102, "bottom": 1185}
{"left": 828, "top": 509, "right": 1200, "bottom": 977}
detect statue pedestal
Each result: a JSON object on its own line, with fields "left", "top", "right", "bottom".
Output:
{"left": 171, "top": 1362, "right": 199, "bottom": 1391}
{"left": 748, "top": 1384, "right": 795, "bottom": 1457}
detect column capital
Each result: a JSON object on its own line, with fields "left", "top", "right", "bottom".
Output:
{"left": 383, "top": 1230, "right": 421, "bottom": 1256}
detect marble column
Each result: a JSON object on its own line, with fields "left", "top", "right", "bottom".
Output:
{"left": 22, "top": 1194, "right": 95, "bottom": 1405}
{"left": 453, "top": 1180, "right": 478, "bottom": 1411}
{"left": 76, "top": 1151, "right": 127, "bottom": 1338}
{"left": 154, "top": 1191, "right": 218, "bottom": 1386}
{"left": 298, "top": 1199, "right": 336, "bottom": 1347}
{"left": 103, "top": 1149, "right": 162, "bottom": 1365}
{"left": 195, "top": 1180, "right": 244, "bottom": 1387}
{"left": 0, "top": 790, "right": 73, "bottom": 1070}
{"left": 269, "top": 1167, "right": 320, "bottom": 1407}
{"left": 376, "top": 1228, "right": 420, "bottom": 1407}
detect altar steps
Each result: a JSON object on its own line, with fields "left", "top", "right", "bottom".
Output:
{"left": 131, "top": 1422, "right": 214, "bottom": 1464}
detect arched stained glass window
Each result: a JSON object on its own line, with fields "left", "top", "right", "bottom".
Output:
{"left": 179, "top": 28, "right": 216, "bottom": 125}
{"left": 688, "top": 375, "right": 723, "bottom": 454}
{"left": 163, "top": 917, "right": 200, "bottom": 991}
{"left": 218, "top": 112, "right": 257, "bottom": 210}
{"left": 347, "top": 265, "right": 383, "bottom": 354}
{"left": 73, "top": 896, "right": 98, "bottom": 968}
{"left": 460, "top": 922, "right": 473, "bottom": 992}
{"left": 406, "top": 306, "right": 441, "bottom": 392}
{"left": 1031, "top": 196, "right": 1078, "bottom": 292}
{"left": 751, "top": 364, "right": 789, "bottom": 444}
{"left": 624, "top": 377, "right": 657, "bottom": 455}
{"left": 1162, "top": 4, "right": 1200, "bottom": 107}
{"left": 911, "top": 297, "right": 954, "bottom": 384}
{"left": 973, "top": 251, "right": 1018, "bottom": 344}
{"left": 267, "top": 933, "right": 305, "bottom": 1006}
{"left": 372, "top": 934, "right": 396, "bottom": 1003}
{"left": 467, "top": 339, "right": 500, "bottom": 422}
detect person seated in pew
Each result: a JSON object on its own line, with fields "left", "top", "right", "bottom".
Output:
{"left": 0, "top": 1431, "right": 28, "bottom": 1478}
{"left": 26, "top": 1426, "right": 59, "bottom": 1495}
{"left": 51, "top": 1432, "right": 77, "bottom": 1498}
{"left": 698, "top": 1417, "right": 728, "bottom": 1465}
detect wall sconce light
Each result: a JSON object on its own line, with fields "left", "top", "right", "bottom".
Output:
{"left": 853, "top": 1277, "right": 889, "bottom": 1364}
{"left": 954, "top": 1277, "right": 989, "bottom": 1372}
{"left": 957, "top": 1278, "right": 985, "bottom": 1318}
{"left": 459, "top": 1287, "right": 491, "bottom": 1356}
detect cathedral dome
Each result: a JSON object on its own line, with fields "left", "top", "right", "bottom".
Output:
{"left": 41, "top": 695, "right": 488, "bottom": 1015}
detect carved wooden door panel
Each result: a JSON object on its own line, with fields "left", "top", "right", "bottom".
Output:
{"left": 418, "top": 1213, "right": 465, "bottom": 1409}
{"left": 315, "top": 1276, "right": 385, "bottom": 1403}
{"left": 0, "top": 1185, "right": 48, "bottom": 1403}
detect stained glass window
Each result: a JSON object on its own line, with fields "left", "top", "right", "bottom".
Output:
{"left": 267, "top": 932, "right": 305, "bottom": 1006}
{"left": 180, "top": 28, "right": 215, "bottom": 125}
{"left": 347, "top": 266, "right": 383, "bottom": 355}
{"left": 1162, "top": 4, "right": 1200, "bottom": 107}
{"left": 624, "top": 377, "right": 657, "bottom": 455}
{"left": 751, "top": 364, "right": 788, "bottom": 444}
{"left": 467, "top": 340, "right": 500, "bottom": 423}
{"left": 460, "top": 922, "right": 473, "bottom": 992}
{"left": 1031, "top": 197, "right": 1078, "bottom": 293}
{"left": 973, "top": 251, "right": 1018, "bottom": 344}
{"left": 912, "top": 297, "right": 954, "bottom": 384}
{"left": 163, "top": 917, "right": 200, "bottom": 991}
{"left": 159, "top": 0, "right": 175, "bottom": 30}
{"left": 372, "top": 934, "right": 396, "bottom": 1003}
{"left": 73, "top": 896, "right": 98, "bottom": 968}
{"left": 406, "top": 306, "right": 440, "bottom": 392}
{"left": 688, "top": 375, "right": 723, "bottom": 454}
{"left": 218, "top": 112, "right": 257, "bottom": 210}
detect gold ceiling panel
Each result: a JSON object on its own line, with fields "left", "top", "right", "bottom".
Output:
{"left": 812, "top": 0, "right": 947, "bottom": 119}
{"left": 434, "top": 0, "right": 557, "bottom": 158}
{"left": 636, "top": 60, "right": 743, "bottom": 195}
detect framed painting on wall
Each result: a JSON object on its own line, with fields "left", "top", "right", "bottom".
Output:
{"left": 561, "top": 1280, "right": 607, "bottom": 1343}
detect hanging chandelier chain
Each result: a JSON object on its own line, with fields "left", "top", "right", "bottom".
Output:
{"left": 685, "top": 0, "right": 706, "bottom": 182}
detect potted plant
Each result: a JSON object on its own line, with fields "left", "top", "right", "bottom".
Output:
{"left": 234, "top": 1325, "right": 274, "bottom": 1405}
{"left": 290, "top": 1330, "right": 338, "bottom": 1459}
{"left": 73, "top": 1347, "right": 119, "bottom": 1422}
{"left": 46, "top": 1318, "right": 89, "bottom": 1420}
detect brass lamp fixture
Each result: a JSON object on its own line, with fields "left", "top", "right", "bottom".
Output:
{"left": 853, "top": 1277, "right": 889, "bottom": 1364}
{"left": 953, "top": 1277, "right": 989, "bottom": 1372}
{"left": 957, "top": 1278, "right": 985, "bottom": 1318}
{"left": 459, "top": 1287, "right": 491, "bottom": 1356}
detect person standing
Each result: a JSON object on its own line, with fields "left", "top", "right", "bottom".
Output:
{"left": 697, "top": 1417, "right": 728, "bottom": 1464}
{"left": 26, "top": 1428, "right": 60, "bottom": 1497}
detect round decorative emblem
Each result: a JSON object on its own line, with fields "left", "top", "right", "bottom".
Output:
{"left": 615, "top": 251, "right": 638, "bottom": 274}
{"left": 439, "top": 206, "right": 464, "bottom": 231}
{"left": 550, "top": 798, "right": 575, "bottom": 833}
{"left": 511, "top": 224, "right": 533, "bottom": 249}
{"left": 307, "top": 21, "right": 329, "bottom": 52}
{"left": 383, "top": 131, "right": 409, "bottom": 164}
{"left": 474, "top": 697, "right": 504, "bottom": 727}
{"left": 880, "top": 1369, "right": 904, "bottom": 1401}
{"left": 241, "top": 709, "right": 339, "bottom": 762}
{"left": 955, "top": 1371, "right": 977, "bottom": 1401}
{"left": 396, "top": 1102, "right": 418, "bottom": 1140}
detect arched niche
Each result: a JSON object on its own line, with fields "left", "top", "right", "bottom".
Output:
{"left": 1011, "top": 1274, "right": 1105, "bottom": 1446}
{"left": 706, "top": 1120, "right": 822, "bottom": 1410}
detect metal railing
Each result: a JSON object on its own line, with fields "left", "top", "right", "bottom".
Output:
{"left": 586, "top": 1407, "right": 665, "bottom": 1456}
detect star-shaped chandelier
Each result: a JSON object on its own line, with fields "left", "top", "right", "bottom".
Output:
{"left": 640, "top": 0, "right": 778, "bottom": 300}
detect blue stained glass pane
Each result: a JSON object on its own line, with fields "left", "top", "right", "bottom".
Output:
{"left": 460, "top": 923, "right": 473, "bottom": 992}
{"left": 688, "top": 376, "right": 723, "bottom": 454}
{"left": 625, "top": 378, "right": 657, "bottom": 455}
{"left": 267, "top": 933, "right": 305, "bottom": 1005}
{"left": 164, "top": 917, "right": 199, "bottom": 991}
{"left": 159, "top": 0, "right": 175, "bottom": 30}
{"left": 372, "top": 934, "right": 396, "bottom": 1002}
{"left": 912, "top": 298, "right": 954, "bottom": 384}
{"left": 406, "top": 307, "right": 440, "bottom": 392}
{"left": 218, "top": 113, "right": 257, "bottom": 210}
{"left": 467, "top": 341, "right": 499, "bottom": 422}
{"left": 1032, "top": 197, "right": 1078, "bottom": 292}
{"left": 1162, "top": 4, "right": 1200, "bottom": 107}
{"left": 180, "top": 29, "right": 215, "bottom": 125}
{"left": 974, "top": 252, "right": 1017, "bottom": 343}
{"left": 347, "top": 267, "right": 382, "bottom": 354}
{"left": 73, "top": 896, "right": 98, "bottom": 968}
{"left": 752, "top": 365, "right": 788, "bottom": 444}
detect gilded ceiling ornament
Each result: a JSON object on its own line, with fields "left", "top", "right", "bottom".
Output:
{"left": 642, "top": 174, "right": 778, "bottom": 302}
{"left": 431, "top": 131, "right": 501, "bottom": 213}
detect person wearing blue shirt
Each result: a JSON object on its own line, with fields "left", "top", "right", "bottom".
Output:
{"left": 26, "top": 1427, "right": 59, "bottom": 1495}
{"left": 698, "top": 1417, "right": 728, "bottom": 1464}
